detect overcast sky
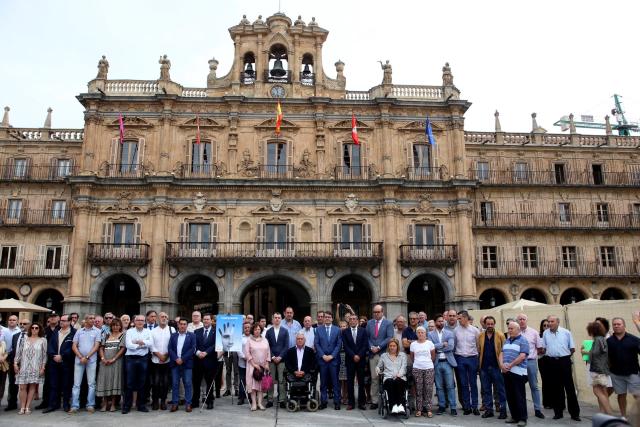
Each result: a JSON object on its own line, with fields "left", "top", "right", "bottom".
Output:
{"left": 1, "top": 0, "right": 638, "bottom": 133}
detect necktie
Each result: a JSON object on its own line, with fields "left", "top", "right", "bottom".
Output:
{"left": 375, "top": 321, "right": 380, "bottom": 338}
{"left": 204, "top": 329, "right": 209, "bottom": 340}
{"left": 352, "top": 328, "right": 357, "bottom": 342}
{"left": 326, "top": 326, "right": 330, "bottom": 339}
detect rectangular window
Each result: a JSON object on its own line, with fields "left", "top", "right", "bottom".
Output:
{"left": 188, "top": 223, "right": 211, "bottom": 247}
{"left": 13, "top": 159, "right": 28, "bottom": 178}
{"left": 561, "top": 246, "right": 577, "bottom": 268}
{"left": 266, "top": 223, "right": 287, "bottom": 250}
{"left": 191, "top": 142, "right": 212, "bottom": 174}
{"left": 414, "top": 224, "right": 436, "bottom": 246}
{"left": 412, "top": 144, "right": 431, "bottom": 174}
{"left": 7, "top": 199, "right": 22, "bottom": 219}
{"left": 633, "top": 203, "right": 640, "bottom": 219}
{"left": 559, "top": 203, "right": 572, "bottom": 223}
{"left": 476, "top": 161, "right": 490, "bottom": 181}
{"left": 55, "top": 159, "right": 72, "bottom": 178}
{"left": 51, "top": 200, "right": 66, "bottom": 219}
{"left": 521, "top": 246, "right": 538, "bottom": 268}
{"left": 482, "top": 246, "right": 497, "bottom": 269}
{"left": 592, "top": 164, "right": 604, "bottom": 185}
{"left": 0, "top": 246, "right": 17, "bottom": 269}
{"left": 341, "top": 223, "right": 363, "bottom": 250}
{"left": 45, "top": 246, "right": 62, "bottom": 270}
{"left": 513, "top": 162, "right": 529, "bottom": 182}
{"left": 267, "top": 142, "right": 287, "bottom": 174}
{"left": 480, "top": 201, "right": 493, "bottom": 222}
{"left": 596, "top": 203, "right": 609, "bottom": 222}
{"left": 119, "top": 141, "right": 138, "bottom": 172}
{"left": 600, "top": 246, "right": 616, "bottom": 267}
{"left": 554, "top": 163, "right": 566, "bottom": 184}
{"left": 342, "top": 143, "right": 361, "bottom": 176}
{"left": 112, "top": 223, "right": 134, "bottom": 245}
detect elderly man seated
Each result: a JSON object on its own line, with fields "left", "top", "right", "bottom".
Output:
{"left": 284, "top": 332, "right": 317, "bottom": 381}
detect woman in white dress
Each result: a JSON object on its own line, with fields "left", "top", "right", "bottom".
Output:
{"left": 14, "top": 322, "right": 47, "bottom": 415}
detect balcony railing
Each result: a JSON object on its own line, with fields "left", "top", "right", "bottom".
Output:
{"left": 105, "top": 163, "right": 144, "bottom": 179}
{"left": 300, "top": 72, "right": 315, "bottom": 86}
{"left": 264, "top": 70, "right": 292, "bottom": 84}
{"left": 181, "top": 164, "right": 220, "bottom": 179}
{"left": 399, "top": 245, "right": 458, "bottom": 265}
{"left": 0, "top": 164, "right": 77, "bottom": 181}
{"left": 0, "top": 209, "right": 73, "bottom": 227}
{"left": 166, "top": 241, "right": 383, "bottom": 266}
{"left": 405, "top": 167, "right": 443, "bottom": 181}
{"left": 87, "top": 243, "right": 150, "bottom": 265}
{"left": 474, "top": 212, "right": 640, "bottom": 230}
{"left": 0, "top": 260, "right": 69, "bottom": 278}
{"left": 257, "top": 164, "right": 296, "bottom": 179}
{"left": 476, "top": 260, "right": 640, "bottom": 278}
{"left": 334, "top": 166, "right": 373, "bottom": 181}
{"left": 469, "top": 169, "right": 640, "bottom": 186}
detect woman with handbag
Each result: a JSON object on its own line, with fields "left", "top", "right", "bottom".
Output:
{"left": 244, "top": 323, "right": 271, "bottom": 411}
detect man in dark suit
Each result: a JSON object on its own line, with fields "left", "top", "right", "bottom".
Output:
{"left": 284, "top": 332, "right": 317, "bottom": 381}
{"left": 365, "top": 304, "right": 393, "bottom": 409}
{"left": 192, "top": 313, "right": 217, "bottom": 409}
{"left": 265, "top": 312, "right": 289, "bottom": 408}
{"left": 168, "top": 318, "right": 196, "bottom": 412}
{"left": 342, "top": 313, "right": 368, "bottom": 410}
{"left": 314, "top": 311, "right": 342, "bottom": 410}
{"left": 36, "top": 313, "right": 60, "bottom": 410}
{"left": 44, "top": 314, "right": 76, "bottom": 413}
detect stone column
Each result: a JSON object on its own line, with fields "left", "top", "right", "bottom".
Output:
{"left": 455, "top": 197, "right": 476, "bottom": 300}
{"left": 380, "top": 116, "right": 393, "bottom": 177}
{"left": 67, "top": 200, "right": 92, "bottom": 310}
{"left": 381, "top": 203, "right": 400, "bottom": 302}
{"left": 147, "top": 204, "right": 168, "bottom": 302}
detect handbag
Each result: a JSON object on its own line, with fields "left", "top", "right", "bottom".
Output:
{"left": 261, "top": 372, "right": 273, "bottom": 391}
{"left": 252, "top": 366, "right": 264, "bottom": 381}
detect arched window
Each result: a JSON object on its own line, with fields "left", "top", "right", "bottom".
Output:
{"left": 300, "top": 53, "right": 314, "bottom": 86}
{"left": 268, "top": 44, "right": 289, "bottom": 83}
{"left": 241, "top": 52, "right": 256, "bottom": 85}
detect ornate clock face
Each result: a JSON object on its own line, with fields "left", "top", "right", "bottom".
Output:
{"left": 270, "top": 85, "right": 285, "bottom": 98}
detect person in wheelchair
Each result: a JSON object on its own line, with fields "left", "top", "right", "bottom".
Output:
{"left": 283, "top": 332, "right": 319, "bottom": 411}
{"left": 376, "top": 338, "right": 409, "bottom": 415}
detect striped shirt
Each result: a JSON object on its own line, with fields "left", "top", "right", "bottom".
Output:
{"left": 502, "top": 334, "right": 529, "bottom": 376}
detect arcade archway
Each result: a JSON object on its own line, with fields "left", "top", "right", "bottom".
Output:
{"left": 479, "top": 288, "right": 507, "bottom": 309}
{"left": 601, "top": 287, "right": 626, "bottom": 300}
{"left": 177, "top": 275, "right": 219, "bottom": 317}
{"left": 33, "top": 288, "right": 64, "bottom": 325}
{"left": 331, "top": 275, "right": 372, "bottom": 319}
{"left": 241, "top": 276, "right": 310, "bottom": 320}
{"left": 407, "top": 274, "right": 447, "bottom": 318}
{"left": 102, "top": 274, "right": 141, "bottom": 317}
{"left": 559, "top": 287, "right": 586, "bottom": 305}
{"left": 520, "top": 288, "right": 548, "bottom": 304}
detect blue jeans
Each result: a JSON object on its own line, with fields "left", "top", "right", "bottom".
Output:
{"left": 71, "top": 360, "right": 96, "bottom": 409}
{"left": 124, "top": 356, "right": 148, "bottom": 410}
{"left": 526, "top": 359, "right": 542, "bottom": 411}
{"left": 455, "top": 355, "right": 479, "bottom": 409}
{"left": 480, "top": 366, "right": 506, "bottom": 412}
{"left": 434, "top": 361, "right": 457, "bottom": 409}
{"left": 171, "top": 366, "right": 192, "bottom": 405}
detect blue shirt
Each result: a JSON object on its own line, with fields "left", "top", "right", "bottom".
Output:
{"left": 502, "top": 334, "right": 529, "bottom": 375}
{"left": 542, "top": 327, "right": 575, "bottom": 357}
{"left": 72, "top": 327, "right": 101, "bottom": 363}
{"left": 177, "top": 332, "right": 187, "bottom": 358}
{"left": 402, "top": 327, "right": 418, "bottom": 354}
{"left": 282, "top": 319, "right": 302, "bottom": 348}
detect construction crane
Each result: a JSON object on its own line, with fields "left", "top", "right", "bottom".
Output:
{"left": 554, "top": 94, "right": 640, "bottom": 136}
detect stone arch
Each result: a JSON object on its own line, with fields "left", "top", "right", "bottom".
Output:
{"left": 479, "top": 288, "right": 508, "bottom": 309}
{"left": 600, "top": 287, "right": 628, "bottom": 300}
{"left": 401, "top": 267, "right": 455, "bottom": 303}
{"left": 169, "top": 268, "right": 225, "bottom": 304}
{"left": 324, "top": 268, "right": 380, "bottom": 306}
{"left": 233, "top": 269, "right": 315, "bottom": 305}
{"left": 89, "top": 267, "right": 146, "bottom": 304}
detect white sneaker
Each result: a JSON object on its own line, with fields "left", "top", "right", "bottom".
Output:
{"left": 398, "top": 405, "right": 406, "bottom": 414}
{"left": 391, "top": 405, "right": 399, "bottom": 414}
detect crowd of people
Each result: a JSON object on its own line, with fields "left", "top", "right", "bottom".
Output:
{"left": 0, "top": 305, "right": 639, "bottom": 425}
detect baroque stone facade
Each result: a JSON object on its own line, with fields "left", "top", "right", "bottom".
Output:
{"left": 0, "top": 13, "right": 637, "bottom": 319}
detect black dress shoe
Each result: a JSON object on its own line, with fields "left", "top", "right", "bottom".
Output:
{"left": 358, "top": 405, "right": 366, "bottom": 410}
{"left": 207, "top": 402, "right": 214, "bottom": 410}
{"left": 215, "top": 392, "right": 221, "bottom": 398}
{"left": 223, "top": 390, "right": 231, "bottom": 397}
{"left": 160, "top": 402, "right": 167, "bottom": 410}
{"left": 138, "top": 406, "right": 149, "bottom": 412}
{"left": 450, "top": 409, "right": 458, "bottom": 416}
{"left": 553, "top": 414, "right": 563, "bottom": 420}
{"left": 335, "top": 404, "right": 341, "bottom": 410}
{"left": 473, "top": 408, "right": 481, "bottom": 416}
{"left": 535, "top": 410, "right": 545, "bottom": 419}
{"left": 35, "top": 403, "right": 48, "bottom": 410}
{"left": 152, "top": 401, "right": 159, "bottom": 410}
{"left": 482, "top": 411, "right": 494, "bottom": 418}
{"left": 266, "top": 401, "right": 273, "bottom": 408}
{"left": 436, "top": 407, "right": 446, "bottom": 415}
{"left": 463, "top": 408, "right": 472, "bottom": 415}
{"left": 499, "top": 412, "right": 508, "bottom": 419}
{"left": 42, "top": 407, "right": 58, "bottom": 413}
{"left": 571, "top": 416, "right": 581, "bottom": 422}
{"left": 505, "top": 418, "right": 518, "bottom": 423}
{"left": 121, "top": 408, "right": 130, "bottom": 414}
{"left": 319, "top": 402, "right": 327, "bottom": 410}
{"left": 237, "top": 399, "right": 245, "bottom": 405}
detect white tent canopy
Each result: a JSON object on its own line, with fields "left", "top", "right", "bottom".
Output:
{"left": 0, "top": 298, "right": 51, "bottom": 313}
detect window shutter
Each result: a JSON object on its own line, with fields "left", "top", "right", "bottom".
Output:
{"left": 407, "top": 224, "right": 415, "bottom": 245}
{"left": 37, "top": 245, "right": 45, "bottom": 269}
{"left": 5, "top": 157, "right": 14, "bottom": 179}
{"left": 110, "top": 138, "right": 119, "bottom": 166}
{"left": 406, "top": 143, "right": 413, "bottom": 174}
{"left": 515, "top": 246, "right": 522, "bottom": 264}
{"left": 49, "top": 157, "right": 57, "bottom": 179}
{"left": 258, "top": 141, "right": 265, "bottom": 166}
{"left": 134, "top": 222, "right": 142, "bottom": 244}
{"left": 436, "top": 224, "right": 445, "bottom": 245}
{"left": 576, "top": 246, "right": 584, "bottom": 265}
{"left": 594, "top": 247, "right": 601, "bottom": 264}
{"left": 211, "top": 222, "right": 218, "bottom": 242}
{"left": 538, "top": 246, "right": 545, "bottom": 262}
{"left": 497, "top": 246, "right": 504, "bottom": 263}
{"left": 25, "top": 158, "right": 32, "bottom": 179}
{"left": 362, "top": 144, "right": 370, "bottom": 178}
{"left": 179, "top": 222, "right": 187, "bottom": 243}
{"left": 634, "top": 246, "right": 639, "bottom": 263}
{"left": 287, "top": 223, "right": 295, "bottom": 243}
{"left": 332, "top": 223, "right": 340, "bottom": 243}
{"left": 363, "top": 223, "right": 372, "bottom": 242}
{"left": 287, "top": 141, "right": 293, "bottom": 168}
{"left": 61, "top": 245, "right": 69, "bottom": 272}
{"left": 256, "top": 223, "right": 265, "bottom": 243}
{"left": 20, "top": 199, "right": 28, "bottom": 223}
{"left": 615, "top": 246, "right": 624, "bottom": 264}
{"left": 138, "top": 138, "right": 146, "bottom": 171}
{"left": 475, "top": 246, "right": 482, "bottom": 263}
{"left": 101, "top": 223, "right": 112, "bottom": 243}
{"left": 555, "top": 246, "right": 561, "bottom": 266}
{"left": 185, "top": 140, "right": 192, "bottom": 173}
{"left": 16, "top": 245, "right": 25, "bottom": 268}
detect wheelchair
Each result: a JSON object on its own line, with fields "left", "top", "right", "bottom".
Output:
{"left": 377, "top": 373, "right": 410, "bottom": 419}
{"left": 284, "top": 369, "right": 320, "bottom": 412}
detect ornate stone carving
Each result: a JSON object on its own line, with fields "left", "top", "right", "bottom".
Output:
{"left": 418, "top": 193, "right": 433, "bottom": 212}
{"left": 345, "top": 193, "right": 359, "bottom": 213}
{"left": 270, "top": 190, "right": 283, "bottom": 212}
{"left": 295, "top": 149, "right": 315, "bottom": 178}
{"left": 239, "top": 149, "right": 257, "bottom": 177}
{"left": 159, "top": 54, "right": 171, "bottom": 81}
{"left": 207, "top": 57, "right": 219, "bottom": 86}
{"left": 96, "top": 55, "right": 109, "bottom": 79}
{"left": 193, "top": 192, "right": 206, "bottom": 211}
{"left": 379, "top": 60, "right": 392, "bottom": 85}
{"left": 116, "top": 192, "right": 132, "bottom": 210}
{"left": 442, "top": 62, "right": 453, "bottom": 86}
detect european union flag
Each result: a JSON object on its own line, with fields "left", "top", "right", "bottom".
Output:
{"left": 426, "top": 117, "right": 436, "bottom": 147}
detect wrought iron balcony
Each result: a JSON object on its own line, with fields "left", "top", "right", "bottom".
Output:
{"left": 0, "top": 209, "right": 73, "bottom": 227}
{"left": 334, "top": 166, "right": 374, "bottom": 181}
{"left": 300, "top": 72, "right": 315, "bottom": 86}
{"left": 166, "top": 241, "right": 383, "bottom": 266}
{"left": 264, "top": 70, "right": 291, "bottom": 84}
{"left": 103, "top": 163, "right": 144, "bottom": 179}
{"left": 257, "top": 164, "right": 296, "bottom": 179}
{"left": 0, "top": 260, "right": 69, "bottom": 278}
{"left": 399, "top": 244, "right": 458, "bottom": 265}
{"left": 475, "top": 260, "right": 639, "bottom": 278}
{"left": 405, "top": 167, "right": 444, "bottom": 181}
{"left": 180, "top": 164, "right": 220, "bottom": 179}
{"left": 474, "top": 212, "right": 640, "bottom": 230}
{"left": 469, "top": 169, "right": 640, "bottom": 186}
{"left": 87, "top": 243, "right": 150, "bottom": 265}
{"left": 0, "top": 164, "right": 77, "bottom": 181}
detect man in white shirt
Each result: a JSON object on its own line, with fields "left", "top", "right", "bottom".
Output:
{"left": 123, "top": 314, "right": 153, "bottom": 414}
{"left": 237, "top": 322, "right": 251, "bottom": 405}
{"left": 302, "top": 316, "right": 315, "bottom": 350}
{"left": 187, "top": 311, "right": 203, "bottom": 333}
{"left": 150, "top": 312, "right": 174, "bottom": 410}
{"left": 3, "top": 315, "right": 21, "bottom": 411}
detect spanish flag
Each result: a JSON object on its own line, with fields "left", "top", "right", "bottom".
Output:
{"left": 275, "top": 100, "right": 283, "bottom": 135}
{"left": 351, "top": 113, "right": 360, "bottom": 145}
{"left": 195, "top": 114, "right": 201, "bottom": 145}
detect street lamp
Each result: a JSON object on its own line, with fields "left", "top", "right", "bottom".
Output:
{"left": 490, "top": 296, "right": 496, "bottom": 307}
{"left": 422, "top": 281, "right": 429, "bottom": 292}
{"left": 45, "top": 297, "right": 53, "bottom": 309}
{"left": 119, "top": 281, "right": 126, "bottom": 292}
{"left": 570, "top": 295, "right": 576, "bottom": 304}
{"left": 195, "top": 282, "right": 202, "bottom": 292}
{"left": 348, "top": 281, "right": 354, "bottom": 292}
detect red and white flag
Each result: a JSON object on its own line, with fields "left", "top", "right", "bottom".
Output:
{"left": 351, "top": 113, "right": 360, "bottom": 145}
{"left": 195, "top": 114, "right": 201, "bottom": 144}
{"left": 118, "top": 113, "right": 125, "bottom": 144}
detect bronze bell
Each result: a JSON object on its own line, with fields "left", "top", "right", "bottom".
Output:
{"left": 245, "top": 62, "right": 254, "bottom": 77}
{"left": 270, "top": 59, "right": 286, "bottom": 77}
{"left": 302, "top": 63, "right": 311, "bottom": 75}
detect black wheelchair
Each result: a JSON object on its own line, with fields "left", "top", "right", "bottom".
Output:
{"left": 284, "top": 369, "right": 320, "bottom": 412}
{"left": 377, "top": 373, "right": 410, "bottom": 419}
